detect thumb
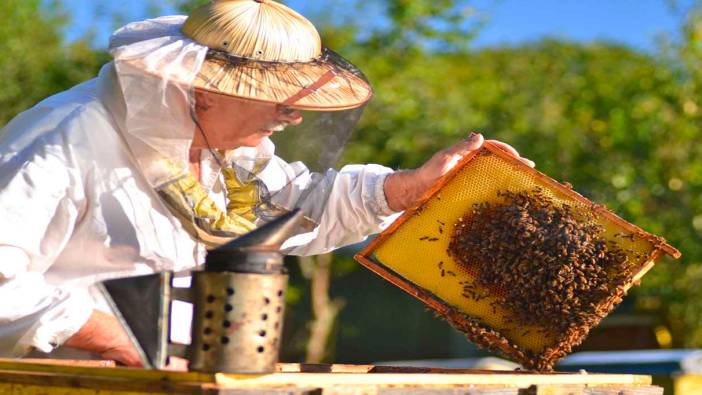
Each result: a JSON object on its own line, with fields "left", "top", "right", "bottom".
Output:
{"left": 465, "top": 132, "right": 485, "bottom": 151}
{"left": 439, "top": 133, "right": 484, "bottom": 174}
{"left": 445, "top": 132, "right": 484, "bottom": 157}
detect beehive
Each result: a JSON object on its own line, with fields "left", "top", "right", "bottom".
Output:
{"left": 355, "top": 141, "right": 680, "bottom": 370}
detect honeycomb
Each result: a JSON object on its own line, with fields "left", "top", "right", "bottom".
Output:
{"left": 356, "top": 142, "right": 680, "bottom": 369}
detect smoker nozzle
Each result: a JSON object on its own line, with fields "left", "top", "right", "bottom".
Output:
{"left": 204, "top": 209, "right": 304, "bottom": 274}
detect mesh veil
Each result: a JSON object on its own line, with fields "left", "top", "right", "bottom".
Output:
{"left": 107, "top": 16, "right": 371, "bottom": 245}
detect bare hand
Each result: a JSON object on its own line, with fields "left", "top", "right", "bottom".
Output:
{"left": 384, "top": 133, "right": 534, "bottom": 212}
{"left": 64, "top": 310, "right": 142, "bottom": 367}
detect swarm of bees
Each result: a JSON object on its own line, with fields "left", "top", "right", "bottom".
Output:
{"left": 444, "top": 188, "right": 641, "bottom": 370}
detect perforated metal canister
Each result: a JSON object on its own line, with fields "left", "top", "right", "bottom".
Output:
{"left": 188, "top": 271, "right": 287, "bottom": 373}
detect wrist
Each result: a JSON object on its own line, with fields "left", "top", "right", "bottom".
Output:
{"left": 65, "top": 310, "right": 142, "bottom": 366}
{"left": 65, "top": 311, "right": 124, "bottom": 354}
{"left": 384, "top": 169, "right": 428, "bottom": 212}
{"left": 64, "top": 310, "right": 108, "bottom": 353}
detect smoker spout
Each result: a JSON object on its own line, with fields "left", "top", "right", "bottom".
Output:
{"left": 204, "top": 209, "right": 304, "bottom": 274}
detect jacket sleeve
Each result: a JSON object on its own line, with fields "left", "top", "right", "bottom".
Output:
{"left": 0, "top": 113, "right": 92, "bottom": 357}
{"left": 257, "top": 156, "right": 401, "bottom": 256}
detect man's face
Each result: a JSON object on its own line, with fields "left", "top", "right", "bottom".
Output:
{"left": 191, "top": 88, "right": 303, "bottom": 149}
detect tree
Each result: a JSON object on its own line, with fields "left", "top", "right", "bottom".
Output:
{"left": 0, "top": 0, "right": 107, "bottom": 128}
{"left": 316, "top": 3, "right": 702, "bottom": 352}
{"left": 342, "top": 37, "right": 702, "bottom": 350}
{"left": 159, "top": 0, "right": 702, "bottom": 355}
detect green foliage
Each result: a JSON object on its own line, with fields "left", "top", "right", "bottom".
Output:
{"left": 340, "top": 31, "right": 702, "bottom": 348}
{"left": 165, "top": 0, "right": 702, "bottom": 350}
{"left": 355, "top": 0, "right": 482, "bottom": 53}
{"left": 0, "top": 0, "right": 106, "bottom": 128}
{"left": 170, "top": 0, "right": 209, "bottom": 14}
{"left": 4, "top": 0, "right": 701, "bottom": 356}
{"left": 651, "top": 8, "right": 702, "bottom": 346}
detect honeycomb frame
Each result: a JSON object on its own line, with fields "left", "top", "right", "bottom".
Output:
{"left": 355, "top": 141, "right": 680, "bottom": 370}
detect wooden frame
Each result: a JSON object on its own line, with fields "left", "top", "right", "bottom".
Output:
{"left": 355, "top": 141, "right": 680, "bottom": 370}
{"left": 0, "top": 359, "right": 662, "bottom": 394}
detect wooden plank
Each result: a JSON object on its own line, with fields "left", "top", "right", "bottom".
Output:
{"left": 0, "top": 369, "right": 207, "bottom": 394}
{"left": 0, "top": 360, "right": 660, "bottom": 395}
{"left": 586, "top": 387, "right": 662, "bottom": 395}
{"left": 0, "top": 360, "right": 654, "bottom": 387}
{"left": 0, "top": 359, "right": 213, "bottom": 383}
{"left": 526, "top": 384, "right": 585, "bottom": 395}
{"left": 277, "top": 363, "right": 375, "bottom": 373}
{"left": 0, "top": 382, "right": 142, "bottom": 395}
{"left": 377, "top": 388, "right": 519, "bottom": 395}
{"left": 277, "top": 363, "right": 521, "bottom": 374}
{"left": 202, "top": 385, "right": 321, "bottom": 395}
{"left": 214, "top": 372, "right": 653, "bottom": 388}
{"left": 18, "top": 359, "right": 116, "bottom": 368}
{"left": 525, "top": 385, "right": 662, "bottom": 395}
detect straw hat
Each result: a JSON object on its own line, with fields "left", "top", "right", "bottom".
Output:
{"left": 182, "top": 0, "right": 373, "bottom": 111}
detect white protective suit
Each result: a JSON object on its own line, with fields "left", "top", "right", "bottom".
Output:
{"left": 0, "top": 16, "right": 398, "bottom": 358}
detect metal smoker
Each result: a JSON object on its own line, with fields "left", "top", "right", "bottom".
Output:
{"left": 98, "top": 210, "right": 303, "bottom": 373}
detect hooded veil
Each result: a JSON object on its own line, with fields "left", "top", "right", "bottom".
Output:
{"left": 106, "top": 1, "right": 373, "bottom": 247}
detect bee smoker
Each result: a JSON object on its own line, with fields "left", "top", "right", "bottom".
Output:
{"left": 98, "top": 210, "right": 303, "bottom": 373}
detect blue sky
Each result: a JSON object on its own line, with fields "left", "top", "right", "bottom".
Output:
{"left": 61, "top": 0, "right": 694, "bottom": 52}
{"left": 469, "top": 0, "right": 692, "bottom": 50}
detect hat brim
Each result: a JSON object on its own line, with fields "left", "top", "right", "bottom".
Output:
{"left": 192, "top": 54, "right": 373, "bottom": 111}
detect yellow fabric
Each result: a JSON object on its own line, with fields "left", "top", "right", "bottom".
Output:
{"left": 222, "top": 166, "right": 259, "bottom": 222}
{"left": 158, "top": 165, "right": 258, "bottom": 244}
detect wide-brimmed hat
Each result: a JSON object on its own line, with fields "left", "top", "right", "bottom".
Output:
{"left": 182, "top": 0, "right": 372, "bottom": 111}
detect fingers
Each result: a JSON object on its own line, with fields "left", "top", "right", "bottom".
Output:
{"left": 487, "top": 140, "right": 519, "bottom": 157}
{"left": 487, "top": 139, "right": 535, "bottom": 168}
{"left": 439, "top": 133, "right": 485, "bottom": 172}
{"left": 521, "top": 158, "right": 536, "bottom": 168}
{"left": 463, "top": 132, "right": 485, "bottom": 152}
{"left": 102, "top": 346, "right": 143, "bottom": 367}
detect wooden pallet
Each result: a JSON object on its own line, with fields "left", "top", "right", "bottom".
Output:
{"left": 0, "top": 359, "right": 662, "bottom": 394}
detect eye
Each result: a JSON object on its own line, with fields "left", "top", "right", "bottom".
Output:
{"left": 278, "top": 106, "right": 296, "bottom": 116}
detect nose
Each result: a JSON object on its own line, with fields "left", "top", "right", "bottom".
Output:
{"left": 277, "top": 106, "right": 303, "bottom": 125}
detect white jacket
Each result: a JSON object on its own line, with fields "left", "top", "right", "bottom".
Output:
{"left": 0, "top": 63, "right": 398, "bottom": 358}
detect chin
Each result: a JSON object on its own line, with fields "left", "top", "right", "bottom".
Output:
{"left": 238, "top": 136, "right": 267, "bottom": 148}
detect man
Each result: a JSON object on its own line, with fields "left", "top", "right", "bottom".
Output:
{"left": 0, "top": 0, "right": 531, "bottom": 366}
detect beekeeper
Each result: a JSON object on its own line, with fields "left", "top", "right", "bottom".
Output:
{"left": 0, "top": 0, "right": 531, "bottom": 366}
